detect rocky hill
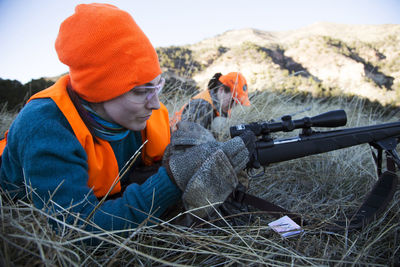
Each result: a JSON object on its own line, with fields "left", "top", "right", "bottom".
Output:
{"left": 157, "top": 22, "right": 400, "bottom": 106}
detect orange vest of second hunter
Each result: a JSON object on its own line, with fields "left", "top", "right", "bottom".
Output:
{"left": 0, "top": 75, "right": 170, "bottom": 198}
{"left": 170, "top": 90, "right": 219, "bottom": 130}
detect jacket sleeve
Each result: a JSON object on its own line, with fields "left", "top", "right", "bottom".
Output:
{"left": 180, "top": 99, "right": 215, "bottom": 129}
{"left": 0, "top": 99, "right": 181, "bottom": 232}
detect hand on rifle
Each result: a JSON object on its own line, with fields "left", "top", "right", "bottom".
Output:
{"left": 163, "top": 121, "right": 250, "bottom": 217}
{"left": 237, "top": 130, "right": 260, "bottom": 169}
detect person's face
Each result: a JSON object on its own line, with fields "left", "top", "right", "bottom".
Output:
{"left": 94, "top": 75, "right": 163, "bottom": 131}
{"left": 217, "top": 86, "right": 235, "bottom": 114}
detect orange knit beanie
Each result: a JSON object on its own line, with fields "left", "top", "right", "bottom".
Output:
{"left": 55, "top": 3, "right": 161, "bottom": 102}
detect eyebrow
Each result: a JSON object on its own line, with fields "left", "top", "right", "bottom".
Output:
{"left": 143, "top": 79, "right": 160, "bottom": 86}
{"left": 135, "top": 83, "right": 154, "bottom": 88}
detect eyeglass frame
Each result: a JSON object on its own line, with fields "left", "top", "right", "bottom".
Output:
{"left": 129, "top": 77, "right": 165, "bottom": 103}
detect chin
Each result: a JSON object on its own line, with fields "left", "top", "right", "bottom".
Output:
{"left": 127, "top": 121, "right": 147, "bottom": 131}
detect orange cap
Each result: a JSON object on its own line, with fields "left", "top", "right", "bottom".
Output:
{"left": 219, "top": 72, "right": 250, "bottom": 106}
{"left": 55, "top": 3, "right": 161, "bottom": 102}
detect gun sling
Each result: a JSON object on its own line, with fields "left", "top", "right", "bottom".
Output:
{"left": 231, "top": 156, "right": 398, "bottom": 232}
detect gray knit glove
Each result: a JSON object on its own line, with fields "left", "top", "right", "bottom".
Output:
{"left": 163, "top": 121, "right": 216, "bottom": 164}
{"left": 165, "top": 141, "right": 220, "bottom": 190}
{"left": 163, "top": 121, "right": 250, "bottom": 217}
{"left": 170, "top": 121, "right": 215, "bottom": 147}
{"left": 218, "top": 136, "right": 249, "bottom": 172}
{"left": 182, "top": 149, "right": 238, "bottom": 217}
{"left": 165, "top": 138, "right": 249, "bottom": 218}
{"left": 163, "top": 121, "right": 218, "bottom": 189}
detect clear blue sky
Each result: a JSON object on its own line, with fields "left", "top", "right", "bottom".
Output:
{"left": 0, "top": 0, "right": 399, "bottom": 84}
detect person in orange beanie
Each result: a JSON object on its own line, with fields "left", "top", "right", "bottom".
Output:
{"left": 0, "top": 3, "right": 254, "bottom": 236}
{"left": 171, "top": 72, "right": 251, "bottom": 132}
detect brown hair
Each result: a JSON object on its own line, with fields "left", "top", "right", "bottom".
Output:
{"left": 207, "top": 73, "right": 230, "bottom": 93}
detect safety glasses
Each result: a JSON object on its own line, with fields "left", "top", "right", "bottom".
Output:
{"left": 129, "top": 77, "right": 165, "bottom": 103}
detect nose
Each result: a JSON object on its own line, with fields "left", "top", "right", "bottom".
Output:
{"left": 145, "top": 92, "right": 161, "bottom": 110}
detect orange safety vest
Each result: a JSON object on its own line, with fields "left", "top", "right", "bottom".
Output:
{"left": 0, "top": 75, "right": 170, "bottom": 198}
{"left": 170, "top": 90, "right": 220, "bottom": 131}
{"left": 0, "top": 131, "right": 7, "bottom": 158}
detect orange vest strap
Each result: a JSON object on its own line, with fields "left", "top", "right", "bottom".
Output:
{"left": 29, "top": 75, "right": 121, "bottom": 198}
{"left": 0, "top": 130, "right": 8, "bottom": 157}
{"left": 141, "top": 103, "right": 171, "bottom": 165}
{"left": 170, "top": 104, "right": 186, "bottom": 132}
{"left": 192, "top": 90, "right": 212, "bottom": 103}
{"left": 193, "top": 90, "right": 221, "bottom": 117}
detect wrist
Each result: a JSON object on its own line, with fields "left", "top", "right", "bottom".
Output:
{"left": 164, "top": 159, "right": 180, "bottom": 189}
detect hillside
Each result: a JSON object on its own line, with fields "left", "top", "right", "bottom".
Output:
{"left": 6, "top": 22, "right": 398, "bottom": 108}
{"left": 157, "top": 22, "right": 400, "bottom": 106}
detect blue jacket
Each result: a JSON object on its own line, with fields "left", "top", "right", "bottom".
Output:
{"left": 0, "top": 98, "right": 181, "bottom": 232}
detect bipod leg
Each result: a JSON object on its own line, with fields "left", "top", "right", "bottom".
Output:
{"left": 371, "top": 147, "right": 383, "bottom": 177}
{"left": 327, "top": 150, "right": 398, "bottom": 232}
{"left": 387, "top": 149, "right": 400, "bottom": 171}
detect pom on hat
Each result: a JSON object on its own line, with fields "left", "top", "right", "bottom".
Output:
{"left": 219, "top": 72, "right": 250, "bottom": 106}
{"left": 55, "top": 3, "right": 161, "bottom": 102}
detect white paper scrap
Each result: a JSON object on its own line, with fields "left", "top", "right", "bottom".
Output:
{"left": 268, "top": 215, "right": 303, "bottom": 237}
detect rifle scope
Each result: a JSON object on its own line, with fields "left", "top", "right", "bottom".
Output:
{"left": 230, "top": 109, "right": 347, "bottom": 137}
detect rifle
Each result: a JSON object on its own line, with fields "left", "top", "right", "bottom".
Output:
{"left": 229, "top": 110, "right": 399, "bottom": 231}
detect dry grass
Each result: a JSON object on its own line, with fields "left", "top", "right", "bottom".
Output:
{"left": 0, "top": 104, "right": 17, "bottom": 136}
{"left": 1, "top": 88, "right": 400, "bottom": 266}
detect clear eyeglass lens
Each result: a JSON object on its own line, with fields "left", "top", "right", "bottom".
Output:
{"left": 131, "top": 77, "right": 165, "bottom": 103}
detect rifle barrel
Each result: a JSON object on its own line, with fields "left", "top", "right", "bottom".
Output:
{"left": 256, "top": 121, "right": 400, "bottom": 165}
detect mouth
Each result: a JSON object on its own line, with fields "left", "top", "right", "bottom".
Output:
{"left": 140, "top": 114, "right": 152, "bottom": 120}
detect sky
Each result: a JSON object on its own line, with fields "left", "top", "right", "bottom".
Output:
{"left": 0, "top": 0, "right": 399, "bottom": 84}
